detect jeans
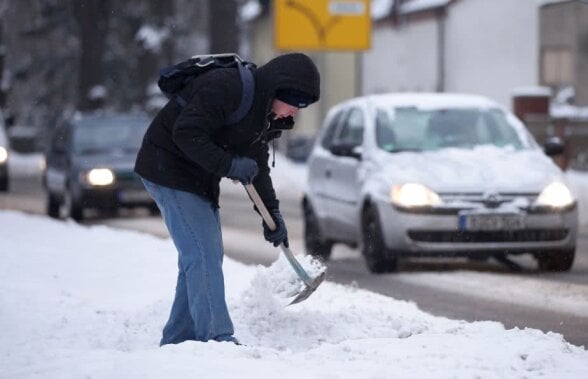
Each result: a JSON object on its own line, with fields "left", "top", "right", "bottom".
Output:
{"left": 141, "top": 178, "right": 236, "bottom": 345}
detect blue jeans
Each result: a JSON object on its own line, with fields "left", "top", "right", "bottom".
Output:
{"left": 141, "top": 178, "right": 236, "bottom": 345}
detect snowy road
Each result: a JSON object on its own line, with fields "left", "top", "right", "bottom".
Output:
{"left": 2, "top": 171, "right": 588, "bottom": 347}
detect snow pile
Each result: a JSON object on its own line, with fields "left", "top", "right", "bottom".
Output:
{"left": 245, "top": 253, "right": 325, "bottom": 305}
{"left": 1, "top": 210, "right": 587, "bottom": 378}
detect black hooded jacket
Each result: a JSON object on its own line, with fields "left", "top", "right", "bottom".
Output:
{"left": 134, "top": 53, "right": 320, "bottom": 209}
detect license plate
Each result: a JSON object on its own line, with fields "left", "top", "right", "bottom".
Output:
{"left": 458, "top": 213, "right": 526, "bottom": 231}
{"left": 118, "top": 189, "right": 151, "bottom": 202}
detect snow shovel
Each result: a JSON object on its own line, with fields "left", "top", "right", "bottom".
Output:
{"left": 244, "top": 183, "right": 327, "bottom": 305}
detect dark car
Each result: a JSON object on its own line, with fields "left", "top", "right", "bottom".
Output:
{"left": 43, "top": 113, "right": 155, "bottom": 220}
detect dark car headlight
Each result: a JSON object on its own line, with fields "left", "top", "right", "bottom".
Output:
{"left": 85, "top": 168, "right": 115, "bottom": 186}
{"left": 0, "top": 146, "right": 8, "bottom": 164}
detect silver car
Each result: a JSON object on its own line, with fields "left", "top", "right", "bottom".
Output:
{"left": 303, "top": 93, "right": 578, "bottom": 273}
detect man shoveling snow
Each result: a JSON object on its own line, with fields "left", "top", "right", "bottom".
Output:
{"left": 134, "top": 52, "right": 323, "bottom": 345}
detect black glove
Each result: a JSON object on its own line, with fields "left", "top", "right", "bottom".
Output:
{"left": 226, "top": 156, "right": 258, "bottom": 184}
{"left": 263, "top": 115, "right": 295, "bottom": 141}
{"left": 269, "top": 115, "right": 295, "bottom": 131}
{"left": 263, "top": 208, "right": 289, "bottom": 248}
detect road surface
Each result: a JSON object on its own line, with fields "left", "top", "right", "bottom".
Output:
{"left": 2, "top": 172, "right": 587, "bottom": 347}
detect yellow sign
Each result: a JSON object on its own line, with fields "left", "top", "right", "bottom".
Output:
{"left": 275, "top": 0, "right": 371, "bottom": 51}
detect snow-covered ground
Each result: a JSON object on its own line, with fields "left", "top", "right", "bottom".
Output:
{"left": 2, "top": 152, "right": 588, "bottom": 378}
{"left": 1, "top": 210, "right": 587, "bottom": 379}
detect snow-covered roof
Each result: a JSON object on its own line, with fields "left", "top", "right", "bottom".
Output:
{"left": 371, "top": 0, "right": 452, "bottom": 20}
{"left": 362, "top": 92, "right": 500, "bottom": 110}
{"left": 372, "top": 0, "right": 395, "bottom": 20}
{"left": 400, "top": 0, "right": 451, "bottom": 15}
{"left": 511, "top": 86, "right": 552, "bottom": 98}
{"left": 551, "top": 103, "right": 588, "bottom": 121}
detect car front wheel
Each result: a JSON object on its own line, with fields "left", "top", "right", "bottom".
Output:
{"left": 46, "top": 192, "right": 60, "bottom": 219}
{"left": 535, "top": 249, "right": 575, "bottom": 271}
{"left": 63, "top": 186, "right": 84, "bottom": 221}
{"left": 361, "top": 205, "right": 397, "bottom": 273}
{"left": 303, "top": 202, "right": 332, "bottom": 261}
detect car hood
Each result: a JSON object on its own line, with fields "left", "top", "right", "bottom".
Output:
{"left": 73, "top": 151, "right": 137, "bottom": 172}
{"left": 378, "top": 145, "right": 563, "bottom": 193}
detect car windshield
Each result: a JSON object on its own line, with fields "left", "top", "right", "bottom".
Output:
{"left": 72, "top": 117, "right": 148, "bottom": 154}
{"left": 375, "top": 107, "right": 528, "bottom": 153}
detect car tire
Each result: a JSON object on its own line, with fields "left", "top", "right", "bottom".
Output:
{"left": 535, "top": 249, "right": 575, "bottom": 272}
{"left": 303, "top": 202, "right": 332, "bottom": 261}
{"left": 362, "top": 205, "right": 397, "bottom": 273}
{"left": 148, "top": 203, "right": 161, "bottom": 216}
{"left": 63, "top": 186, "right": 84, "bottom": 221}
{"left": 46, "top": 192, "right": 61, "bottom": 219}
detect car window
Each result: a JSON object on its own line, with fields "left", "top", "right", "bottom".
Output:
{"left": 376, "top": 107, "right": 526, "bottom": 152}
{"left": 335, "top": 108, "right": 364, "bottom": 147}
{"left": 376, "top": 107, "right": 427, "bottom": 152}
{"left": 72, "top": 117, "right": 149, "bottom": 154}
{"left": 320, "top": 110, "right": 345, "bottom": 149}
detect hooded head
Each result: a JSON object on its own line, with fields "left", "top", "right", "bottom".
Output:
{"left": 255, "top": 53, "right": 320, "bottom": 109}
{"left": 275, "top": 88, "right": 315, "bottom": 108}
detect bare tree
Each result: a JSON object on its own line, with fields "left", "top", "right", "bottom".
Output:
{"left": 0, "top": 0, "right": 10, "bottom": 110}
{"left": 73, "top": 0, "right": 111, "bottom": 111}
{"left": 209, "top": 0, "right": 239, "bottom": 53}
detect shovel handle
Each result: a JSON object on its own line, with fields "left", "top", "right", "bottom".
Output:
{"left": 244, "top": 184, "right": 277, "bottom": 231}
{"left": 244, "top": 184, "right": 314, "bottom": 285}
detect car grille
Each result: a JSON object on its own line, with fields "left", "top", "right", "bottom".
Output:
{"left": 408, "top": 229, "right": 569, "bottom": 243}
{"left": 440, "top": 192, "right": 537, "bottom": 208}
{"left": 115, "top": 171, "right": 142, "bottom": 186}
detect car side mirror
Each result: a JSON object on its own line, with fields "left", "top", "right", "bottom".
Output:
{"left": 329, "top": 141, "right": 362, "bottom": 159}
{"left": 544, "top": 136, "right": 564, "bottom": 157}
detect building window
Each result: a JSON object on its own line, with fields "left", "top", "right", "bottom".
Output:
{"left": 541, "top": 47, "right": 573, "bottom": 86}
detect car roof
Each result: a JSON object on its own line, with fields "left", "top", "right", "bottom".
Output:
{"left": 343, "top": 92, "right": 502, "bottom": 110}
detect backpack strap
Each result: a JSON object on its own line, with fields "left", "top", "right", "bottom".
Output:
{"left": 225, "top": 62, "right": 254, "bottom": 125}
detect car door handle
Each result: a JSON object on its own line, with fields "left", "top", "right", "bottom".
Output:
{"left": 325, "top": 170, "right": 332, "bottom": 178}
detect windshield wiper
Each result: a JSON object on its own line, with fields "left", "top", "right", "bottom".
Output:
{"left": 387, "top": 148, "right": 423, "bottom": 153}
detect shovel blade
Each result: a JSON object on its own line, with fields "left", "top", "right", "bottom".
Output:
{"left": 288, "top": 269, "right": 327, "bottom": 305}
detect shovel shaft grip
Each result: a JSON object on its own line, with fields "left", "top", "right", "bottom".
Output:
{"left": 244, "top": 184, "right": 277, "bottom": 231}
{"left": 244, "top": 183, "right": 316, "bottom": 287}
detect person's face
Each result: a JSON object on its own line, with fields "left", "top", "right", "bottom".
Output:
{"left": 271, "top": 99, "right": 300, "bottom": 119}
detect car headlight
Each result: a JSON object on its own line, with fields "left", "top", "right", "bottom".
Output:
{"left": 535, "top": 182, "right": 574, "bottom": 208}
{"left": 0, "top": 146, "right": 8, "bottom": 163}
{"left": 391, "top": 183, "right": 442, "bottom": 208}
{"left": 86, "top": 168, "right": 115, "bottom": 186}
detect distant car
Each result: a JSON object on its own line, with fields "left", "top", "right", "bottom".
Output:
{"left": 43, "top": 113, "right": 155, "bottom": 220}
{"left": 0, "top": 120, "right": 8, "bottom": 192}
{"left": 303, "top": 93, "right": 578, "bottom": 272}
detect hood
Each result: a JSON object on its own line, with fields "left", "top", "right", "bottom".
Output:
{"left": 255, "top": 53, "right": 320, "bottom": 106}
{"left": 379, "top": 146, "right": 564, "bottom": 193}
{"left": 73, "top": 150, "right": 138, "bottom": 172}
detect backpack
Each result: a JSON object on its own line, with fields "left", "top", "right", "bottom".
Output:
{"left": 157, "top": 53, "right": 256, "bottom": 125}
